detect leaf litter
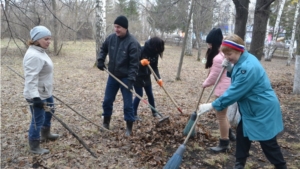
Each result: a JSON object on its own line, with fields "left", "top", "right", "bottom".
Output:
{"left": 1, "top": 43, "right": 300, "bottom": 168}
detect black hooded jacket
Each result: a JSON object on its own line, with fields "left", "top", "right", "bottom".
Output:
{"left": 134, "top": 40, "right": 161, "bottom": 87}
{"left": 97, "top": 31, "right": 140, "bottom": 81}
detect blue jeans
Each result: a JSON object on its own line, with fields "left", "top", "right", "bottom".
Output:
{"left": 26, "top": 96, "right": 54, "bottom": 140}
{"left": 133, "top": 84, "right": 155, "bottom": 116}
{"left": 102, "top": 76, "right": 135, "bottom": 122}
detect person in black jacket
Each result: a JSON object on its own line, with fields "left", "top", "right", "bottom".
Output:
{"left": 133, "top": 37, "right": 165, "bottom": 120}
{"left": 97, "top": 15, "right": 140, "bottom": 136}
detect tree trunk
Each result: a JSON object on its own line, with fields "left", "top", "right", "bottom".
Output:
{"left": 95, "top": 0, "right": 106, "bottom": 64}
{"left": 287, "top": 1, "right": 300, "bottom": 66}
{"left": 265, "top": 0, "right": 286, "bottom": 61}
{"left": 73, "top": 0, "right": 78, "bottom": 43}
{"left": 52, "top": 0, "right": 58, "bottom": 55}
{"left": 293, "top": 55, "right": 300, "bottom": 94}
{"left": 249, "top": 0, "right": 275, "bottom": 60}
{"left": 233, "top": 0, "right": 249, "bottom": 40}
{"left": 185, "top": 11, "right": 193, "bottom": 56}
{"left": 176, "top": 0, "right": 194, "bottom": 80}
{"left": 263, "top": 19, "right": 270, "bottom": 58}
{"left": 196, "top": 31, "right": 202, "bottom": 61}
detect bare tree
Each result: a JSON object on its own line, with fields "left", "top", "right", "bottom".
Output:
{"left": 193, "top": 0, "right": 214, "bottom": 61}
{"left": 233, "top": 0, "right": 249, "bottom": 39}
{"left": 294, "top": 55, "right": 300, "bottom": 94}
{"left": 95, "top": 0, "right": 106, "bottom": 64}
{"left": 176, "top": 0, "right": 194, "bottom": 80}
{"left": 52, "top": 0, "right": 59, "bottom": 55}
{"left": 184, "top": 1, "right": 193, "bottom": 56}
{"left": 287, "top": 1, "right": 300, "bottom": 66}
{"left": 264, "top": 0, "right": 286, "bottom": 61}
{"left": 249, "top": 0, "right": 275, "bottom": 60}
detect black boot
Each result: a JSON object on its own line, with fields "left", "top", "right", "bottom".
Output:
{"left": 41, "top": 127, "right": 59, "bottom": 142}
{"left": 234, "top": 158, "right": 247, "bottom": 169}
{"left": 275, "top": 164, "right": 287, "bottom": 169}
{"left": 210, "top": 139, "right": 230, "bottom": 152}
{"left": 103, "top": 116, "right": 111, "bottom": 129}
{"left": 125, "top": 121, "right": 133, "bottom": 136}
{"left": 229, "top": 128, "right": 236, "bottom": 142}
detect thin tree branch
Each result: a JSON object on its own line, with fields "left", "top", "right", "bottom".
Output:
{"left": 1, "top": 2, "right": 24, "bottom": 56}
{"left": 41, "top": 0, "right": 76, "bottom": 32}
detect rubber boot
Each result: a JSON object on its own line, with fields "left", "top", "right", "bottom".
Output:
{"left": 152, "top": 111, "right": 158, "bottom": 117}
{"left": 234, "top": 158, "right": 247, "bottom": 169}
{"left": 229, "top": 128, "right": 236, "bottom": 142}
{"left": 210, "top": 139, "right": 230, "bottom": 152}
{"left": 275, "top": 164, "right": 287, "bottom": 169}
{"left": 29, "top": 140, "right": 49, "bottom": 154}
{"left": 134, "top": 115, "right": 142, "bottom": 121}
{"left": 103, "top": 116, "right": 111, "bottom": 129}
{"left": 41, "top": 127, "right": 59, "bottom": 141}
{"left": 125, "top": 121, "right": 133, "bottom": 136}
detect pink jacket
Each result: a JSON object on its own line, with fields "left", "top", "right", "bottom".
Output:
{"left": 202, "top": 52, "right": 231, "bottom": 97}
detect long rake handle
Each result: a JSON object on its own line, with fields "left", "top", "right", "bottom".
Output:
{"left": 194, "top": 88, "right": 205, "bottom": 112}
{"left": 45, "top": 106, "right": 97, "bottom": 158}
{"left": 6, "top": 66, "right": 110, "bottom": 131}
{"left": 147, "top": 65, "right": 183, "bottom": 114}
{"left": 104, "top": 69, "right": 165, "bottom": 118}
{"left": 184, "top": 67, "right": 226, "bottom": 145}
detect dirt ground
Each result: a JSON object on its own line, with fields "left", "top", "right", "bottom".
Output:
{"left": 1, "top": 41, "right": 300, "bottom": 169}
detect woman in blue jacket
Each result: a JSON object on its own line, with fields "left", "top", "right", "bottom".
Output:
{"left": 199, "top": 34, "right": 286, "bottom": 169}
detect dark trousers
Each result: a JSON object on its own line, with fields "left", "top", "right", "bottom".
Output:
{"left": 102, "top": 76, "right": 135, "bottom": 122}
{"left": 235, "top": 120, "right": 286, "bottom": 167}
{"left": 133, "top": 83, "right": 155, "bottom": 116}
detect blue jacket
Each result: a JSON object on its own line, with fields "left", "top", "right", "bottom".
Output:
{"left": 212, "top": 51, "right": 283, "bottom": 141}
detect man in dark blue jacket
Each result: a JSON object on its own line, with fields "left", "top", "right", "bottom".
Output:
{"left": 97, "top": 15, "right": 140, "bottom": 136}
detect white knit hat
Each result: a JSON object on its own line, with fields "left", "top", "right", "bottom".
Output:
{"left": 30, "top": 26, "right": 51, "bottom": 41}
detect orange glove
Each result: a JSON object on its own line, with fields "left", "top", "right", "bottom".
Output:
{"left": 140, "top": 59, "right": 150, "bottom": 66}
{"left": 157, "top": 79, "right": 163, "bottom": 87}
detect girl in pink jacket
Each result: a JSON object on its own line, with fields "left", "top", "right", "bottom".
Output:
{"left": 202, "top": 28, "right": 235, "bottom": 152}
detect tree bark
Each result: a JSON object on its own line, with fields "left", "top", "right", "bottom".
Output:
{"left": 176, "top": 0, "right": 194, "bottom": 80}
{"left": 195, "top": 28, "right": 202, "bottom": 61}
{"left": 185, "top": 8, "right": 193, "bottom": 56}
{"left": 52, "top": 0, "right": 59, "bottom": 55}
{"left": 233, "top": 0, "right": 249, "bottom": 40}
{"left": 249, "top": 0, "right": 275, "bottom": 60}
{"left": 265, "top": 0, "right": 286, "bottom": 61}
{"left": 95, "top": 0, "right": 106, "bottom": 64}
{"left": 293, "top": 55, "right": 300, "bottom": 94}
{"left": 287, "top": 1, "right": 300, "bottom": 66}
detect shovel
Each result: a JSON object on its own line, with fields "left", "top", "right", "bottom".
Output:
{"left": 147, "top": 65, "right": 183, "bottom": 114}
{"left": 104, "top": 68, "right": 170, "bottom": 123}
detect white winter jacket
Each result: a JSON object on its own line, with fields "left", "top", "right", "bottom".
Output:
{"left": 23, "top": 45, "right": 53, "bottom": 100}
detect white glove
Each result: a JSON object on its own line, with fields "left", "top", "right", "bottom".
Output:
{"left": 198, "top": 103, "right": 213, "bottom": 115}
{"left": 222, "top": 59, "right": 233, "bottom": 73}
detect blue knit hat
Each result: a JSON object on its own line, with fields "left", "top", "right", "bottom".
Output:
{"left": 30, "top": 26, "right": 51, "bottom": 41}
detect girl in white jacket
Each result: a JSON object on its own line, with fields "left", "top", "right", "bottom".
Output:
{"left": 23, "top": 26, "right": 59, "bottom": 154}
